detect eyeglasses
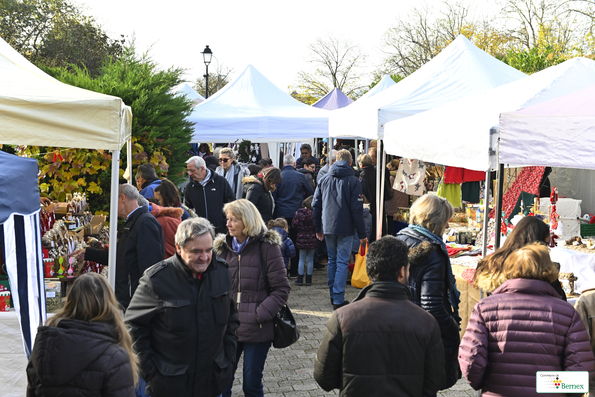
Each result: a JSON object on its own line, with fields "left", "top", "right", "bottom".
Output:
{"left": 219, "top": 158, "right": 230, "bottom": 163}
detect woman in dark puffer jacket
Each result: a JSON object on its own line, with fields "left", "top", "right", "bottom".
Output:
{"left": 396, "top": 194, "right": 461, "bottom": 390}
{"left": 242, "top": 167, "right": 282, "bottom": 224}
{"left": 27, "top": 273, "right": 137, "bottom": 397}
{"left": 216, "top": 199, "right": 290, "bottom": 397}
{"left": 460, "top": 244, "right": 595, "bottom": 396}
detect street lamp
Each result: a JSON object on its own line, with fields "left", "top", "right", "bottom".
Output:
{"left": 201, "top": 45, "right": 212, "bottom": 98}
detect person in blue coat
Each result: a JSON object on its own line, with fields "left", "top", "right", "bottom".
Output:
{"left": 313, "top": 150, "right": 367, "bottom": 310}
{"left": 136, "top": 163, "right": 162, "bottom": 199}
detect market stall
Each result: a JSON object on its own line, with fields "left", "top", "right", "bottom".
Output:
{"left": 0, "top": 36, "right": 132, "bottom": 395}
{"left": 330, "top": 35, "right": 527, "bottom": 238}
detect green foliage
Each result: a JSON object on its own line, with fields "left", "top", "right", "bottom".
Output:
{"left": 504, "top": 45, "right": 567, "bottom": 74}
{"left": 18, "top": 46, "right": 194, "bottom": 212}
{"left": 0, "top": 0, "right": 124, "bottom": 76}
{"left": 290, "top": 90, "right": 318, "bottom": 105}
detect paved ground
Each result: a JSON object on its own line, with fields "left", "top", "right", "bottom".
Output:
{"left": 229, "top": 269, "right": 477, "bottom": 396}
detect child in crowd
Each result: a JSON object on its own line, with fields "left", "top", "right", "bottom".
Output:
{"left": 292, "top": 196, "right": 318, "bottom": 286}
{"left": 268, "top": 218, "right": 296, "bottom": 274}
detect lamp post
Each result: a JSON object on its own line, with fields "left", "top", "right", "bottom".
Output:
{"left": 201, "top": 45, "right": 212, "bottom": 98}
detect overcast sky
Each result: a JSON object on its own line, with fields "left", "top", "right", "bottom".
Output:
{"left": 73, "top": 0, "right": 495, "bottom": 93}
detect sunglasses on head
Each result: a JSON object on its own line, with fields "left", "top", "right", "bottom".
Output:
{"left": 219, "top": 158, "right": 230, "bottom": 163}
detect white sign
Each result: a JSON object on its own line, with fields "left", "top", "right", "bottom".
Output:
{"left": 536, "top": 371, "right": 589, "bottom": 393}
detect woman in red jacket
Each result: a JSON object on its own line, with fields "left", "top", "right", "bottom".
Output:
{"left": 459, "top": 243, "right": 595, "bottom": 396}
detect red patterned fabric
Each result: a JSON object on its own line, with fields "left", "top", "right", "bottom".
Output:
{"left": 460, "top": 268, "right": 476, "bottom": 285}
{"left": 443, "top": 166, "right": 486, "bottom": 184}
{"left": 489, "top": 166, "right": 545, "bottom": 219}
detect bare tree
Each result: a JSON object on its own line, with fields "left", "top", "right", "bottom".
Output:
{"left": 381, "top": 2, "right": 475, "bottom": 76}
{"left": 194, "top": 65, "right": 234, "bottom": 98}
{"left": 500, "top": 0, "right": 595, "bottom": 53}
{"left": 295, "top": 34, "right": 367, "bottom": 100}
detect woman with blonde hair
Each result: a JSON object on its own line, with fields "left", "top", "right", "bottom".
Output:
{"left": 459, "top": 243, "right": 595, "bottom": 396}
{"left": 26, "top": 273, "right": 137, "bottom": 397}
{"left": 396, "top": 193, "right": 461, "bottom": 390}
{"left": 473, "top": 215, "right": 566, "bottom": 299}
{"left": 214, "top": 199, "right": 290, "bottom": 397}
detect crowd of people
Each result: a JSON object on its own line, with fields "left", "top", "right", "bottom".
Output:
{"left": 26, "top": 142, "right": 595, "bottom": 397}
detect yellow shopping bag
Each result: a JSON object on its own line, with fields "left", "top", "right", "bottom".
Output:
{"left": 351, "top": 243, "right": 371, "bottom": 289}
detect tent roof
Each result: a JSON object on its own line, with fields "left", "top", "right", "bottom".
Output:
{"left": 312, "top": 88, "right": 353, "bottom": 110}
{"left": 0, "top": 151, "right": 40, "bottom": 224}
{"left": 499, "top": 82, "right": 595, "bottom": 170}
{"left": 0, "top": 37, "right": 131, "bottom": 151}
{"left": 384, "top": 57, "right": 595, "bottom": 171}
{"left": 172, "top": 82, "right": 204, "bottom": 106}
{"left": 187, "top": 64, "right": 329, "bottom": 143}
{"left": 329, "top": 35, "right": 526, "bottom": 139}
{"left": 359, "top": 75, "right": 397, "bottom": 100}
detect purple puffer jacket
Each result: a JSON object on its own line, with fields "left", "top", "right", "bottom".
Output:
{"left": 459, "top": 278, "right": 595, "bottom": 397}
{"left": 291, "top": 208, "right": 319, "bottom": 250}
{"left": 214, "top": 229, "right": 290, "bottom": 343}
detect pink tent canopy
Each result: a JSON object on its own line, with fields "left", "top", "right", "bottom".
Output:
{"left": 499, "top": 83, "right": 595, "bottom": 169}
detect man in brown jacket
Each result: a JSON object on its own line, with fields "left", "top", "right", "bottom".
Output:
{"left": 314, "top": 236, "right": 446, "bottom": 396}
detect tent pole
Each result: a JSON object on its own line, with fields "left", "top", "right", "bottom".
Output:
{"left": 355, "top": 138, "right": 359, "bottom": 157}
{"left": 108, "top": 149, "right": 120, "bottom": 290}
{"left": 126, "top": 138, "right": 132, "bottom": 184}
{"left": 481, "top": 169, "right": 491, "bottom": 258}
{"left": 376, "top": 140, "right": 384, "bottom": 240}
{"left": 494, "top": 163, "right": 505, "bottom": 249}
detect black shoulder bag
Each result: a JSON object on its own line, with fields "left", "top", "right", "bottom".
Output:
{"left": 259, "top": 243, "right": 300, "bottom": 348}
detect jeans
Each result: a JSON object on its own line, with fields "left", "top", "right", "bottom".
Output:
{"left": 136, "top": 378, "right": 147, "bottom": 397}
{"left": 222, "top": 341, "right": 271, "bottom": 397}
{"left": 325, "top": 234, "right": 352, "bottom": 305}
{"left": 298, "top": 248, "right": 315, "bottom": 275}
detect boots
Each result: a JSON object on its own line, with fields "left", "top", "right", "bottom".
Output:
{"left": 295, "top": 275, "right": 304, "bottom": 285}
{"left": 305, "top": 275, "right": 312, "bottom": 286}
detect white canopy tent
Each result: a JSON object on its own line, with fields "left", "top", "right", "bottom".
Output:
{"left": 171, "top": 82, "right": 205, "bottom": 107}
{"left": 0, "top": 36, "right": 132, "bottom": 315}
{"left": 187, "top": 64, "right": 329, "bottom": 143}
{"left": 499, "top": 83, "right": 595, "bottom": 218}
{"left": 359, "top": 74, "right": 397, "bottom": 100}
{"left": 384, "top": 57, "right": 595, "bottom": 172}
{"left": 499, "top": 83, "right": 595, "bottom": 170}
{"left": 329, "top": 35, "right": 526, "bottom": 140}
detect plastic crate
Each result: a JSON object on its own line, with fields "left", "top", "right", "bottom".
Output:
{"left": 580, "top": 223, "right": 595, "bottom": 238}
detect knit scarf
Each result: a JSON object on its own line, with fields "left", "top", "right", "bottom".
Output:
{"left": 409, "top": 224, "right": 461, "bottom": 326}
{"left": 217, "top": 162, "right": 237, "bottom": 192}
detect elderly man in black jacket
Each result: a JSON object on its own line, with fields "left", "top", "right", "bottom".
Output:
{"left": 77, "top": 183, "right": 164, "bottom": 309}
{"left": 314, "top": 236, "right": 446, "bottom": 396}
{"left": 184, "top": 156, "right": 235, "bottom": 234}
{"left": 126, "top": 218, "right": 239, "bottom": 397}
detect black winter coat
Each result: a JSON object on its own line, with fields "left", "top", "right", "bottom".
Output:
{"left": 314, "top": 281, "right": 446, "bottom": 396}
{"left": 272, "top": 165, "right": 314, "bottom": 218}
{"left": 125, "top": 253, "right": 239, "bottom": 397}
{"left": 26, "top": 319, "right": 135, "bottom": 397}
{"left": 242, "top": 176, "right": 274, "bottom": 223}
{"left": 85, "top": 205, "right": 164, "bottom": 309}
{"left": 396, "top": 227, "right": 462, "bottom": 389}
{"left": 184, "top": 171, "right": 235, "bottom": 234}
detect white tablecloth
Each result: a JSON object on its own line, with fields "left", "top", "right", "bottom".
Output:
{"left": 0, "top": 310, "right": 29, "bottom": 397}
{"left": 550, "top": 247, "right": 595, "bottom": 294}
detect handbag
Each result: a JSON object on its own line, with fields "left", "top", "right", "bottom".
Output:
{"left": 259, "top": 243, "right": 300, "bottom": 348}
{"left": 351, "top": 243, "right": 371, "bottom": 289}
